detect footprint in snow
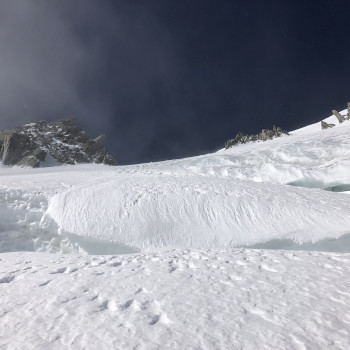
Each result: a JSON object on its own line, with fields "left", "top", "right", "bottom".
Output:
{"left": 92, "top": 271, "right": 105, "bottom": 276}
{"left": 120, "top": 299, "right": 134, "bottom": 310}
{"left": 50, "top": 267, "right": 67, "bottom": 274}
{"left": 0, "top": 275, "right": 15, "bottom": 284}
{"left": 149, "top": 315, "right": 160, "bottom": 325}
{"left": 38, "top": 280, "right": 51, "bottom": 287}
{"left": 258, "top": 264, "right": 277, "bottom": 272}
{"left": 66, "top": 267, "right": 78, "bottom": 273}
{"left": 149, "top": 313, "right": 170, "bottom": 325}
{"left": 96, "top": 299, "right": 119, "bottom": 312}
{"left": 98, "top": 300, "right": 109, "bottom": 311}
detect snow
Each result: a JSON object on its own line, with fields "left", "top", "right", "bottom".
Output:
{"left": 290, "top": 109, "right": 346, "bottom": 135}
{"left": 42, "top": 171, "right": 350, "bottom": 250}
{"left": 1, "top": 110, "right": 350, "bottom": 348}
{"left": 1, "top": 111, "right": 350, "bottom": 253}
{"left": 1, "top": 249, "right": 350, "bottom": 349}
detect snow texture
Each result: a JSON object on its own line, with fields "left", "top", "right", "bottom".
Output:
{"left": 1, "top": 249, "right": 350, "bottom": 350}
{"left": 1, "top": 110, "right": 350, "bottom": 253}
{"left": 1, "top": 109, "right": 350, "bottom": 349}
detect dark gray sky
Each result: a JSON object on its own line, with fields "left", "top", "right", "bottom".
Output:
{"left": 1, "top": 0, "right": 350, "bottom": 164}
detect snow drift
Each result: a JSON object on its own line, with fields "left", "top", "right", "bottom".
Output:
{"left": 43, "top": 172, "right": 350, "bottom": 250}
{"left": 1, "top": 109, "right": 350, "bottom": 253}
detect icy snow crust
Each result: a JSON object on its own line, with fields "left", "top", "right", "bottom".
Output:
{"left": 1, "top": 110, "right": 350, "bottom": 253}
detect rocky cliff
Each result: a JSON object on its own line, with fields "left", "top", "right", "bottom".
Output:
{"left": 225, "top": 125, "right": 289, "bottom": 149}
{"left": 0, "top": 117, "right": 118, "bottom": 167}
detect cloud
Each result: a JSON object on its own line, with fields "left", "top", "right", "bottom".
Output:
{"left": 0, "top": 1, "right": 83, "bottom": 124}
{"left": 0, "top": 1, "right": 183, "bottom": 163}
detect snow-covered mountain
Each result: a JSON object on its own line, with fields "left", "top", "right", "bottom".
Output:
{"left": 1, "top": 109, "right": 350, "bottom": 349}
{"left": 1, "top": 109, "right": 349, "bottom": 254}
{"left": 0, "top": 117, "right": 118, "bottom": 168}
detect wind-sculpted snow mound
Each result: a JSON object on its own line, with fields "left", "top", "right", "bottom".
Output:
{"left": 42, "top": 172, "right": 350, "bottom": 251}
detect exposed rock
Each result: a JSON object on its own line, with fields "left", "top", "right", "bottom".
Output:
{"left": 326, "top": 103, "right": 350, "bottom": 128}
{"left": 0, "top": 117, "right": 118, "bottom": 167}
{"left": 332, "top": 109, "right": 346, "bottom": 123}
{"left": 0, "top": 132, "right": 30, "bottom": 165}
{"left": 93, "top": 134, "right": 106, "bottom": 143}
{"left": 225, "top": 125, "right": 288, "bottom": 149}
{"left": 16, "top": 155, "right": 42, "bottom": 168}
{"left": 82, "top": 140, "right": 104, "bottom": 156}
{"left": 321, "top": 121, "right": 335, "bottom": 130}
{"left": 102, "top": 153, "right": 119, "bottom": 166}
{"left": 32, "top": 148, "right": 47, "bottom": 162}
{"left": 0, "top": 132, "right": 5, "bottom": 151}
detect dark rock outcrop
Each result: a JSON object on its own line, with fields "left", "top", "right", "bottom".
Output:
{"left": 0, "top": 117, "right": 118, "bottom": 167}
{"left": 93, "top": 134, "right": 106, "bottom": 144}
{"left": 225, "top": 125, "right": 289, "bottom": 149}
{"left": 332, "top": 109, "right": 346, "bottom": 123}
{"left": 332, "top": 103, "right": 350, "bottom": 124}
{"left": 322, "top": 102, "right": 350, "bottom": 130}
{"left": 1, "top": 132, "right": 30, "bottom": 165}
{"left": 321, "top": 121, "right": 335, "bottom": 130}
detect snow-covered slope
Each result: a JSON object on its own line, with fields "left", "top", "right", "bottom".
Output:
{"left": 1, "top": 109, "right": 350, "bottom": 253}
{"left": 1, "top": 249, "right": 350, "bottom": 349}
{"left": 1, "top": 109, "right": 350, "bottom": 349}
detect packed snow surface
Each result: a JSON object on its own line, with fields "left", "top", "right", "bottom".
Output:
{"left": 1, "top": 249, "right": 350, "bottom": 350}
{"left": 1, "top": 110, "right": 350, "bottom": 349}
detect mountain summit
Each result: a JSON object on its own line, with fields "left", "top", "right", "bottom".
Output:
{"left": 0, "top": 117, "right": 118, "bottom": 167}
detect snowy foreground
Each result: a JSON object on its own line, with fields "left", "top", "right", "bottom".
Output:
{"left": 1, "top": 249, "right": 350, "bottom": 349}
{"left": 1, "top": 111, "right": 350, "bottom": 348}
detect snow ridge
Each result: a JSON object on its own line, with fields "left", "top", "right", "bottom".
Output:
{"left": 0, "top": 111, "right": 350, "bottom": 253}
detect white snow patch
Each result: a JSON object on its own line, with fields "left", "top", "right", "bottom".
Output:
{"left": 1, "top": 249, "right": 350, "bottom": 349}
